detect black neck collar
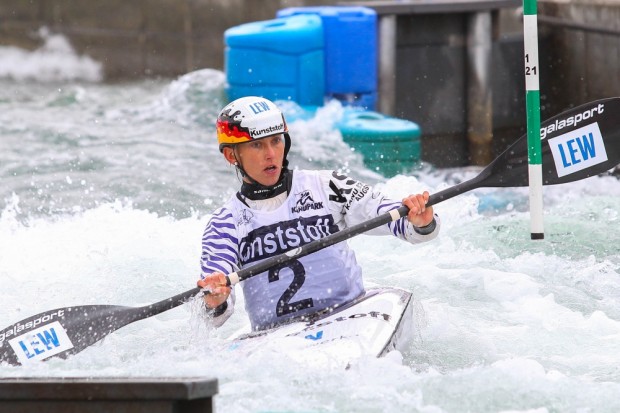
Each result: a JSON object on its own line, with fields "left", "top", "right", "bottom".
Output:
{"left": 238, "top": 169, "right": 293, "bottom": 201}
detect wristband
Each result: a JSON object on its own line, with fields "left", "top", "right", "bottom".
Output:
{"left": 206, "top": 301, "right": 228, "bottom": 317}
{"left": 413, "top": 217, "right": 437, "bottom": 235}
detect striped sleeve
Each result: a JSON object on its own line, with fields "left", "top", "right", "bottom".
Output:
{"left": 376, "top": 200, "right": 409, "bottom": 238}
{"left": 200, "top": 207, "right": 239, "bottom": 277}
{"left": 377, "top": 199, "right": 440, "bottom": 243}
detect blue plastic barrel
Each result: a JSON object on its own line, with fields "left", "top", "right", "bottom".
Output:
{"left": 224, "top": 15, "right": 325, "bottom": 106}
{"left": 277, "top": 6, "right": 377, "bottom": 110}
{"left": 338, "top": 110, "right": 422, "bottom": 176}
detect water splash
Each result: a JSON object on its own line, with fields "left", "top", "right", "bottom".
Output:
{"left": 0, "top": 27, "right": 102, "bottom": 82}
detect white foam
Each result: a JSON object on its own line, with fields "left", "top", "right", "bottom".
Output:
{"left": 0, "top": 27, "right": 102, "bottom": 82}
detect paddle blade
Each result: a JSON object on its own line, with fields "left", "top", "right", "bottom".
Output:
{"left": 0, "top": 288, "right": 200, "bottom": 366}
{"left": 0, "top": 305, "right": 139, "bottom": 366}
{"left": 484, "top": 97, "right": 620, "bottom": 187}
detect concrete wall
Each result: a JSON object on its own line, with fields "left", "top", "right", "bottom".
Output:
{"left": 539, "top": 0, "right": 620, "bottom": 117}
{"left": 390, "top": 7, "right": 527, "bottom": 166}
{"left": 0, "top": 0, "right": 338, "bottom": 78}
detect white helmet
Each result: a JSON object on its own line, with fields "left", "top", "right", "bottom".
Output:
{"left": 216, "top": 96, "right": 290, "bottom": 152}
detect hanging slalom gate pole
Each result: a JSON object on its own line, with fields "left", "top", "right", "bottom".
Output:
{"left": 523, "top": 0, "right": 544, "bottom": 240}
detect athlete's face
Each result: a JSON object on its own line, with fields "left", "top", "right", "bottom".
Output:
{"left": 226, "top": 134, "right": 285, "bottom": 186}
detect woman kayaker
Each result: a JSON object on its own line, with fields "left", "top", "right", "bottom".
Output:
{"left": 198, "top": 96, "right": 440, "bottom": 330}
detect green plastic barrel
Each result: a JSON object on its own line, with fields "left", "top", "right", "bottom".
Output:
{"left": 337, "top": 110, "right": 421, "bottom": 176}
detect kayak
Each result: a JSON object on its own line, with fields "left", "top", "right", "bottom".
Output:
{"left": 225, "top": 287, "right": 414, "bottom": 365}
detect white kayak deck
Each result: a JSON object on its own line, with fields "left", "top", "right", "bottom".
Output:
{"left": 225, "top": 287, "right": 414, "bottom": 365}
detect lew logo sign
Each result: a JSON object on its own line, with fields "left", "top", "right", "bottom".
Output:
{"left": 549, "top": 122, "right": 608, "bottom": 178}
{"left": 8, "top": 321, "right": 74, "bottom": 364}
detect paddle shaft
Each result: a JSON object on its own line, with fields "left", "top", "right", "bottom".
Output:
{"left": 226, "top": 182, "right": 474, "bottom": 286}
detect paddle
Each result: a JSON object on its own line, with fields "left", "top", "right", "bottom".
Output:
{"left": 1, "top": 97, "right": 619, "bottom": 366}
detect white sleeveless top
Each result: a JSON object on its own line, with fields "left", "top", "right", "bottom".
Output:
{"left": 200, "top": 169, "right": 439, "bottom": 330}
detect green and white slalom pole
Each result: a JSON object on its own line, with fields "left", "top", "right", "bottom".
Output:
{"left": 523, "top": 0, "right": 544, "bottom": 240}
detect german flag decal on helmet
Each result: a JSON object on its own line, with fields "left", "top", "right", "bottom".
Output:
{"left": 216, "top": 96, "right": 288, "bottom": 151}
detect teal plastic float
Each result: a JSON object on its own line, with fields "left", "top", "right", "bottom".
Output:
{"left": 337, "top": 110, "right": 422, "bottom": 177}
